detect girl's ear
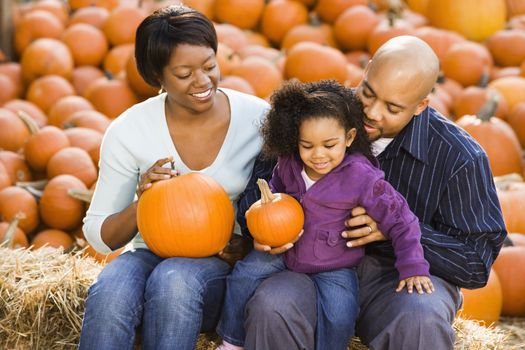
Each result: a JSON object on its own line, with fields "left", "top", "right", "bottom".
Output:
{"left": 346, "top": 128, "right": 357, "bottom": 147}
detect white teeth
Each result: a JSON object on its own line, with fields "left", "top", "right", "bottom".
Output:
{"left": 192, "top": 89, "right": 211, "bottom": 98}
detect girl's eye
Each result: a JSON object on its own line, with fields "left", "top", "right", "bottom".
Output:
{"left": 362, "top": 89, "right": 373, "bottom": 98}
{"left": 325, "top": 145, "right": 336, "bottom": 149}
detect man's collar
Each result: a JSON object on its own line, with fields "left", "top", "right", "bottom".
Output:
{"left": 379, "top": 107, "right": 430, "bottom": 164}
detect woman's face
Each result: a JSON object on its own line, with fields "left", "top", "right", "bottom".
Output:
{"left": 161, "top": 44, "right": 220, "bottom": 114}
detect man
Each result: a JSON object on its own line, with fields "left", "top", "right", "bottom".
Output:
{"left": 238, "top": 36, "right": 507, "bottom": 350}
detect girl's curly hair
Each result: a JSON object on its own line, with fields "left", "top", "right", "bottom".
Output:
{"left": 261, "top": 80, "right": 373, "bottom": 161}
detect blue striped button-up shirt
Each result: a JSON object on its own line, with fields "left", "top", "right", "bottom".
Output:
{"left": 237, "top": 107, "right": 507, "bottom": 289}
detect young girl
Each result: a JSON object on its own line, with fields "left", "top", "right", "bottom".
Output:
{"left": 216, "top": 80, "right": 433, "bottom": 350}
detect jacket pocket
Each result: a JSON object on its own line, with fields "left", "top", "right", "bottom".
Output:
{"left": 313, "top": 230, "right": 347, "bottom": 261}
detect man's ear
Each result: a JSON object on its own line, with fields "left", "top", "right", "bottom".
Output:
{"left": 414, "top": 97, "right": 430, "bottom": 117}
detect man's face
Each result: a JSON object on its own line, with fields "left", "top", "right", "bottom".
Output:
{"left": 356, "top": 64, "right": 429, "bottom": 141}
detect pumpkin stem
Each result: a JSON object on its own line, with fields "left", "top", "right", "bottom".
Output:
{"left": 477, "top": 72, "right": 490, "bottom": 88}
{"left": 256, "top": 179, "right": 275, "bottom": 204}
{"left": 16, "top": 110, "right": 39, "bottom": 134}
{"left": 476, "top": 94, "right": 499, "bottom": 122}
{"left": 387, "top": 0, "right": 404, "bottom": 25}
{"left": 1, "top": 212, "right": 25, "bottom": 248}
{"left": 16, "top": 179, "right": 48, "bottom": 190}
{"left": 308, "top": 12, "right": 322, "bottom": 27}
{"left": 493, "top": 173, "right": 523, "bottom": 191}
{"left": 68, "top": 188, "right": 94, "bottom": 203}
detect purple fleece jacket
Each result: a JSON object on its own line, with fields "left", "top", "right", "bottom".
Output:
{"left": 269, "top": 153, "right": 430, "bottom": 280}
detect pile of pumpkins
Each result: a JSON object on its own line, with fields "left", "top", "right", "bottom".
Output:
{"left": 0, "top": 0, "right": 525, "bottom": 313}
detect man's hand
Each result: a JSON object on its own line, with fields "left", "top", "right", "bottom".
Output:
{"left": 217, "top": 235, "right": 253, "bottom": 266}
{"left": 253, "top": 230, "right": 303, "bottom": 255}
{"left": 342, "top": 207, "right": 387, "bottom": 247}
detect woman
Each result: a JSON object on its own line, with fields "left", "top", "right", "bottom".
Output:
{"left": 79, "top": 5, "right": 269, "bottom": 349}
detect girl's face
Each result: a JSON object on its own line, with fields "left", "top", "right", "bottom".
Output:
{"left": 298, "top": 117, "right": 356, "bottom": 181}
{"left": 160, "top": 44, "right": 220, "bottom": 114}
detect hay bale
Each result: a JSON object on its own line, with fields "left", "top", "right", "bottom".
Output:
{"left": 0, "top": 247, "right": 522, "bottom": 349}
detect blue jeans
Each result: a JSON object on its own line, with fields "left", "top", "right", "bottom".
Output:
{"left": 78, "top": 249, "right": 231, "bottom": 350}
{"left": 217, "top": 250, "right": 359, "bottom": 350}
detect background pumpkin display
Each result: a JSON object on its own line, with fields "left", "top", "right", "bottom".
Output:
{"left": 0, "top": 0, "right": 525, "bottom": 347}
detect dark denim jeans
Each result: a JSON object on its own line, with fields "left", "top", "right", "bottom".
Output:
{"left": 217, "top": 249, "right": 359, "bottom": 350}
{"left": 78, "top": 248, "right": 231, "bottom": 350}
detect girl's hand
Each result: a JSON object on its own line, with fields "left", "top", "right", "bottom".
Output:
{"left": 342, "top": 207, "right": 387, "bottom": 247}
{"left": 137, "top": 156, "right": 179, "bottom": 198}
{"left": 253, "top": 230, "right": 303, "bottom": 255}
{"left": 396, "top": 276, "right": 435, "bottom": 294}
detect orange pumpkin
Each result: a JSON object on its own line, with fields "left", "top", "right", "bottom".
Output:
{"left": 39, "top": 174, "right": 87, "bottom": 230}
{"left": 219, "top": 76, "right": 256, "bottom": 95}
{"left": 488, "top": 76, "right": 525, "bottom": 110}
{"left": 20, "top": 38, "right": 73, "bottom": 82}
{"left": 0, "top": 213, "right": 29, "bottom": 249}
{"left": 0, "top": 186, "right": 39, "bottom": 234}
{"left": 31, "top": 229, "right": 74, "bottom": 250}
{"left": 497, "top": 186, "right": 525, "bottom": 234}
{"left": 0, "top": 108, "right": 32, "bottom": 152}
{"left": 103, "top": 43, "right": 134, "bottom": 76}
{"left": 47, "top": 147, "right": 98, "bottom": 188}
{"left": 14, "top": 10, "right": 64, "bottom": 55}
{"left": 0, "top": 74, "right": 18, "bottom": 105}
{"left": 137, "top": 172, "right": 234, "bottom": 258}
{"left": 47, "top": 95, "right": 95, "bottom": 127}
{"left": 246, "top": 179, "right": 304, "bottom": 247}
{"left": 459, "top": 269, "right": 502, "bottom": 325}
{"left": 507, "top": 102, "right": 525, "bottom": 147}
{"left": 333, "top": 5, "right": 381, "bottom": 51}
{"left": 214, "top": 23, "right": 249, "bottom": 53}
{"left": 285, "top": 42, "right": 348, "bottom": 83}
{"left": 414, "top": 26, "right": 465, "bottom": 63}
{"left": 68, "top": 6, "right": 110, "bottom": 29}
{"left": 24, "top": 126, "right": 70, "bottom": 172}
{"left": 102, "top": 6, "right": 147, "bottom": 46}
{"left": 214, "top": 0, "right": 265, "bottom": 30}
{"left": 314, "top": 0, "right": 368, "bottom": 24}
{"left": 0, "top": 62, "right": 24, "bottom": 98}
{"left": 84, "top": 75, "right": 140, "bottom": 119}
{"left": 456, "top": 96, "right": 523, "bottom": 176}
{"left": 506, "top": 0, "right": 525, "bottom": 18}
{"left": 3, "top": 99, "right": 47, "bottom": 127}
{"left": 442, "top": 41, "right": 493, "bottom": 87}
{"left": 0, "top": 162, "right": 10, "bottom": 191}
{"left": 125, "top": 54, "right": 159, "bottom": 98}
{"left": 230, "top": 56, "right": 283, "bottom": 99}
{"left": 63, "top": 110, "right": 111, "bottom": 134}
{"left": 0, "top": 150, "right": 32, "bottom": 184}
{"left": 282, "top": 20, "right": 337, "bottom": 50}
{"left": 31, "top": 0, "right": 69, "bottom": 25}
{"left": 84, "top": 244, "right": 124, "bottom": 264}
{"left": 367, "top": 16, "right": 415, "bottom": 55}
{"left": 427, "top": 0, "right": 506, "bottom": 41}
{"left": 486, "top": 30, "right": 525, "bottom": 67}
{"left": 61, "top": 23, "right": 109, "bottom": 67}
{"left": 452, "top": 86, "right": 508, "bottom": 120}
{"left": 260, "top": 0, "right": 309, "bottom": 46}
{"left": 492, "top": 246, "right": 525, "bottom": 316}
{"left": 25, "top": 75, "right": 76, "bottom": 114}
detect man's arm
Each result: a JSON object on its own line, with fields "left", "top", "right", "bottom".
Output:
{"left": 345, "top": 154, "right": 506, "bottom": 289}
{"left": 419, "top": 154, "right": 506, "bottom": 289}
{"left": 237, "top": 154, "right": 277, "bottom": 238}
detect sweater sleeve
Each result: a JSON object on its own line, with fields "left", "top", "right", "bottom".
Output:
{"left": 359, "top": 175, "right": 430, "bottom": 280}
{"left": 82, "top": 125, "right": 140, "bottom": 253}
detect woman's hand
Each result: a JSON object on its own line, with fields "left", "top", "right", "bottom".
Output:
{"left": 396, "top": 276, "right": 435, "bottom": 294}
{"left": 137, "top": 156, "right": 179, "bottom": 198}
{"left": 217, "top": 235, "right": 253, "bottom": 266}
{"left": 342, "top": 207, "right": 387, "bottom": 247}
{"left": 253, "top": 230, "right": 303, "bottom": 255}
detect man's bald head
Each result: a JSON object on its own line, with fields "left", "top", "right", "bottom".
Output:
{"left": 367, "top": 36, "right": 440, "bottom": 103}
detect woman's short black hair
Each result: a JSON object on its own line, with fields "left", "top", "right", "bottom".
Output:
{"left": 261, "top": 80, "right": 373, "bottom": 161}
{"left": 135, "top": 5, "right": 218, "bottom": 87}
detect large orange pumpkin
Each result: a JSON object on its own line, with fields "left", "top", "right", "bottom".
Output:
{"left": 31, "top": 229, "right": 74, "bottom": 250}
{"left": 0, "top": 186, "right": 39, "bottom": 234}
{"left": 20, "top": 38, "right": 74, "bottom": 82}
{"left": 492, "top": 246, "right": 525, "bottom": 316}
{"left": 427, "top": 0, "right": 506, "bottom": 41}
{"left": 456, "top": 96, "right": 523, "bottom": 176}
{"left": 497, "top": 186, "right": 525, "bottom": 234}
{"left": 214, "top": 0, "right": 265, "bottom": 30}
{"left": 285, "top": 42, "right": 348, "bottom": 83}
{"left": 459, "top": 269, "right": 502, "bottom": 325}
{"left": 333, "top": 5, "right": 380, "bottom": 51}
{"left": 246, "top": 179, "right": 304, "bottom": 247}
{"left": 260, "top": 0, "right": 309, "bottom": 46}
{"left": 137, "top": 172, "right": 234, "bottom": 258}
{"left": 24, "top": 126, "right": 70, "bottom": 172}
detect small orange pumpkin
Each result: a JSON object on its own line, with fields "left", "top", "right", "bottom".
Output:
{"left": 260, "top": 0, "right": 309, "bottom": 46}
{"left": 0, "top": 213, "right": 29, "bottom": 249}
{"left": 492, "top": 246, "right": 525, "bottom": 316}
{"left": 0, "top": 186, "right": 39, "bottom": 234}
{"left": 459, "top": 269, "right": 502, "bottom": 325}
{"left": 31, "top": 229, "right": 74, "bottom": 250}
{"left": 137, "top": 172, "right": 234, "bottom": 258}
{"left": 246, "top": 179, "right": 304, "bottom": 247}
